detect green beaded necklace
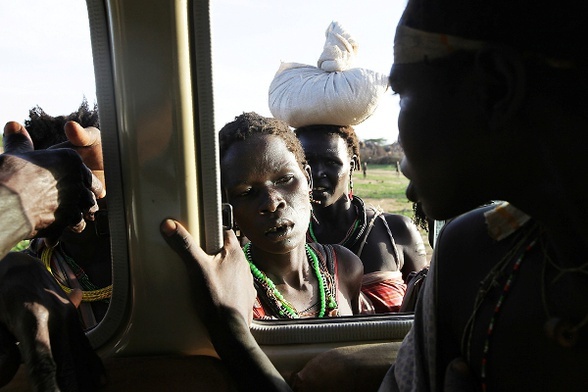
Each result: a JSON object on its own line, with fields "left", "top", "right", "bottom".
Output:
{"left": 243, "top": 242, "right": 336, "bottom": 318}
{"left": 307, "top": 196, "right": 368, "bottom": 248}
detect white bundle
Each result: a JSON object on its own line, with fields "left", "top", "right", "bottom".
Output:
{"left": 268, "top": 21, "right": 389, "bottom": 128}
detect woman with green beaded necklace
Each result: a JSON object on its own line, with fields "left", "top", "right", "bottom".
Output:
{"left": 218, "top": 112, "right": 363, "bottom": 319}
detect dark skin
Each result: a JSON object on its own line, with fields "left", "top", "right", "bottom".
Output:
{"left": 0, "top": 253, "right": 106, "bottom": 391}
{"left": 162, "top": 14, "right": 588, "bottom": 392}
{"left": 298, "top": 131, "right": 427, "bottom": 279}
{"left": 0, "top": 122, "right": 104, "bottom": 248}
{"left": 221, "top": 133, "right": 362, "bottom": 316}
{"left": 390, "top": 30, "right": 588, "bottom": 389}
{"left": 48, "top": 122, "right": 111, "bottom": 324}
{"left": 435, "top": 208, "right": 588, "bottom": 391}
{"left": 0, "top": 121, "right": 106, "bottom": 390}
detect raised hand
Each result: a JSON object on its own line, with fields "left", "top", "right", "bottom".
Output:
{"left": 0, "top": 121, "right": 104, "bottom": 246}
{"left": 160, "top": 219, "right": 256, "bottom": 327}
{"left": 161, "top": 219, "right": 291, "bottom": 391}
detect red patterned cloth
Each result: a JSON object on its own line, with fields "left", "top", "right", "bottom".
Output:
{"left": 360, "top": 270, "right": 407, "bottom": 313}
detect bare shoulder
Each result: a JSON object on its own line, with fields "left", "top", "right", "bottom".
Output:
{"left": 329, "top": 244, "right": 364, "bottom": 278}
{"left": 381, "top": 212, "right": 418, "bottom": 234}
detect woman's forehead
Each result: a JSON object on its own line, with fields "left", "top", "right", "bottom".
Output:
{"left": 300, "top": 132, "right": 347, "bottom": 154}
{"left": 222, "top": 134, "right": 299, "bottom": 177}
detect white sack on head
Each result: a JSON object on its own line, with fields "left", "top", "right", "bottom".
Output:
{"left": 317, "top": 21, "right": 358, "bottom": 72}
{"left": 268, "top": 21, "right": 389, "bottom": 128}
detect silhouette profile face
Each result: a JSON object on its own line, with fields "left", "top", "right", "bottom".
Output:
{"left": 389, "top": 46, "right": 497, "bottom": 220}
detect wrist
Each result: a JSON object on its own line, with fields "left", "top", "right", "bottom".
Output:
{"left": 0, "top": 155, "right": 57, "bottom": 233}
{"left": 0, "top": 185, "right": 34, "bottom": 257}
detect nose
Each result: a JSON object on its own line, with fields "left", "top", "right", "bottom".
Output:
{"left": 259, "top": 187, "right": 286, "bottom": 214}
{"left": 312, "top": 163, "right": 326, "bottom": 179}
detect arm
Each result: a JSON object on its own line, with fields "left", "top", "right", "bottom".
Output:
{"left": 160, "top": 219, "right": 292, "bottom": 391}
{"left": 0, "top": 186, "right": 33, "bottom": 258}
{"left": 385, "top": 214, "right": 428, "bottom": 280}
{"left": 0, "top": 252, "right": 105, "bottom": 390}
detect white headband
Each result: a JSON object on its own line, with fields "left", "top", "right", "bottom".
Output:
{"left": 394, "top": 25, "right": 486, "bottom": 64}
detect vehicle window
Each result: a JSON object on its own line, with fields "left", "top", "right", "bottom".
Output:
{"left": 0, "top": 0, "right": 112, "bottom": 332}
{"left": 210, "top": 0, "right": 428, "bottom": 320}
{"left": 0, "top": 1, "right": 96, "bottom": 129}
{"left": 210, "top": 0, "right": 402, "bottom": 145}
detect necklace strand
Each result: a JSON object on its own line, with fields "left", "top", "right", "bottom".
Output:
{"left": 244, "top": 243, "right": 335, "bottom": 318}
{"left": 479, "top": 237, "right": 538, "bottom": 392}
{"left": 42, "top": 247, "right": 112, "bottom": 302}
{"left": 308, "top": 196, "right": 367, "bottom": 248}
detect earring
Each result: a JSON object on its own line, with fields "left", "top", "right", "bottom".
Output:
{"left": 348, "top": 177, "right": 354, "bottom": 201}
{"left": 309, "top": 191, "right": 320, "bottom": 224}
{"left": 309, "top": 191, "right": 321, "bottom": 205}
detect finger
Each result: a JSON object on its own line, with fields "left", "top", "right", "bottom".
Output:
{"left": 52, "top": 122, "right": 104, "bottom": 177}
{"left": 80, "top": 165, "right": 105, "bottom": 200}
{"left": 223, "top": 228, "right": 241, "bottom": 249}
{"left": 3, "top": 122, "right": 34, "bottom": 154}
{"left": 40, "top": 207, "right": 85, "bottom": 242}
{"left": 161, "top": 219, "right": 212, "bottom": 262}
{"left": 78, "top": 179, "right": 100, "bottom": 218}
{"left": 90, "top": 171, "right": 106, "bottom": 199}
{"left": 84, "top": 196, "right": 99, "bottom": 222}
{"left": 63, "top": 121, "right": 100, "bottom": 147}
{"left": 68, "top": 215, "right": 87, "bottom": 234}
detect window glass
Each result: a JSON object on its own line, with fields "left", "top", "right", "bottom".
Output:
{"left": 210, "top": 0, "right": 403, "bottom": 144}
{"left": 210, "top": 0, "right": 430, "bottom": 319}
{"left": 0, "top": 0, "right": 110, "bottom": 330}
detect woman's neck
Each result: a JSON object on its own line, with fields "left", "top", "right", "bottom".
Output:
{"left": 248, "top": 243, "right": 310, "bottom": 288}
{"left": 313, "top": 195, "right": 357, "bottom": 230}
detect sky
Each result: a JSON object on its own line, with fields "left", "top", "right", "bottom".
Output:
{"left": 0, "top": 0, "right": 406, "bottom": 144}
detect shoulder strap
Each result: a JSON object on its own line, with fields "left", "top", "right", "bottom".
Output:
{"left": 356, "top": 207, "right": 402, "bottom": 270}
{"left": 377, "top": 213, "right": 402, "bottom": 268}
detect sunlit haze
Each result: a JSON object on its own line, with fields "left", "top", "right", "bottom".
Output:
{"left": 0, "top": 0, "right": 406, "bottom": 144}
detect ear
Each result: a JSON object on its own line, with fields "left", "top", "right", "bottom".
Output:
{"left": 474, "top": 46, "right": 526, "bottom": 131}
{"left": 304, "top": 164, "right": 313, "bottom": 189}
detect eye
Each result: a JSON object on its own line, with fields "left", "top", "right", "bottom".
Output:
{"left": 275, "top": 174, "right": 294, "bottom": 184}
{"left": 233, "top": 187, "right": 252, "bottom": 198}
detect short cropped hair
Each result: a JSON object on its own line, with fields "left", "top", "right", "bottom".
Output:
{"left": 219, "top": 112, "right": 307, "bottom": 169}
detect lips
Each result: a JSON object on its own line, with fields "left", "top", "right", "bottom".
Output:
{"left": 405, "top": 181, "right": 419, "bottom": 203}
{"left": 264, "top": 219, "right": 294, "bottom": 240}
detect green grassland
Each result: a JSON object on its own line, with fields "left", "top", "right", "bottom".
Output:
{"left": 355, "top": 164, "right": 413, "bottom": 218}
{"left": 355, "top": 164, "right": 433, "bottom": 258}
